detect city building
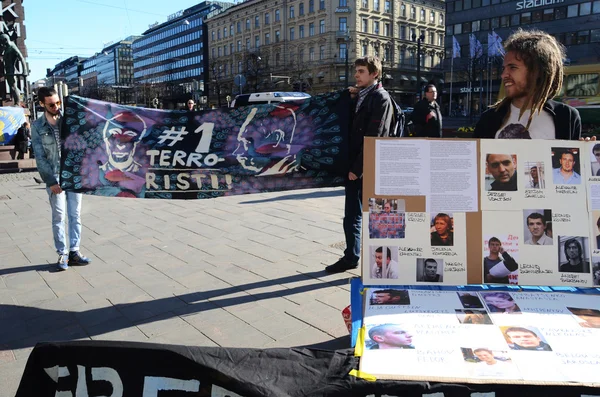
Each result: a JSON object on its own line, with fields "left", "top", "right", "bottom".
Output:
{"left": 444, "top": 0, "right": 600, "bottom": 116}
{"left": 206, "top": 0, "right": 445, "bottom": 107}
{"left": 94, "top": 36, "right": 139, "bottom": 105}
{"left": 132, "top": 1, "right": 234, "bottom": 109}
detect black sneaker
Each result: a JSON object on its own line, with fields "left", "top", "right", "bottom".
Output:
{"left": 69, "top": 251, "right": 91, "bottom": 266}
{"left": 325, "top": 257, "right": 359, "bottom": 274}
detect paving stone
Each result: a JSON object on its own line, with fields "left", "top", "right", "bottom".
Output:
{"left": 285, "top": 300, "right": 350, "bottom": 338}
{"left": 199, "top": 317, "right": 273, "bottom": 348}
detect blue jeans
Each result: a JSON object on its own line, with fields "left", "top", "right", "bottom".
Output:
{"left": 46, "top": 188, "right": 83, "bottom": 255}
{"left": 343, "top": 179, "right": 362, "bottom": 263}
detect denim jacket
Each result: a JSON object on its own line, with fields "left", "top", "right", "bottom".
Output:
{"left": 31, "top": 113, "right": 61, "bottom": 187}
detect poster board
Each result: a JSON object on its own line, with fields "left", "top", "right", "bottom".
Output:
{"left": 362, "top": 138, "right": 600, "bottom": 287}
{"left": 359, "top": 286, "right": 600, "bottom": 386}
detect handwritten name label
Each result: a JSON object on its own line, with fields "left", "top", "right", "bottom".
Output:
{"left": 553, "top": 213, "right": 571, "bottom": 222}
{"left": 407, "top": 212, "right": 427, "bottom": 222}
{"left": 517, "top": 293, "right": 563, "bottom": 300}
{"left": 487, "top": 191, "right": 512, "bottom": 202}
{"left": 410, "top": 291, "right": 444, "bottom": 297}
{"left": 415, "top": 324, "right": 460, "bottom": 336}
{"left": 556, "top": 352, "right": 600, "bottom": 365}
{"left": 524, "top": 189, "right": 545, "bottom": 199}
{"left": 555, "top": 185, "right": 577, "bottom": 194}
{"left": 399, "top": 247, "right": 424, "bottom": 256}
{"left": 523, "top": 308, "right": 564, "bottom": 314}
{"left": 588, "top": 177, "right": 600, "bottom": 182}
{"left": 560, "top": 273, "right": 587, "bottom": 284}
{"left": 520, "top": 263, "right": 553, "bottom": 274}
{"left": 540, "top": 327, "right": 593, "bottom": 338}
{"left": 432, "top": 247, "right": 458, "bottom": 256}
{"left": 445, "top": 262, "right": 465, "bottom": 272}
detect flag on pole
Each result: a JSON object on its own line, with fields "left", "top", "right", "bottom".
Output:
{"left": 487, "top": 33, "right": 496, "bottom": 57}
{"left": 469, "top": 34, "right": 483, "bottom": 59}
{"left": 452, "top": 35, "right": 461, "bottom": 58}
{"left": 491, "top": 30, "right": 505, "bottom": 56}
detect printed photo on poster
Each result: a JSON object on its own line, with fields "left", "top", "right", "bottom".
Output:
{"left": 416, "top": 258, "right": 444, "bottom": 282}
{"left": 485, "top": 154, "right": 518, "bottom": 192}
{"left": 524, "top": 162, "right": 545, "bottom": 189}
{"left": 455, "top": 309, "right": 493, "bottom": 325}
{"left": 567, "top": 307, "right": 600, "bottom": 329}
{"left": 369, "top": 288, "right": 411, "bottom": 306}
{"left": 481, "top": 292, "right": 521, "bottom": 314}
{"left": 457, "top": 292, "right": 484, "bottom": 309}
{"left": 430, "top": 212, "right": 454, "bottom": 246}
{"left": 461, "top": 348, "right": 518, "bottom": 377}
{"left": 483, "top": 235, "right": 519, "bottom": 285}
{"left": 368, "top": 198, "right": 406, "bottom": 239}
{"left": 500, "top": 326, "right": 552, "bottom": 351}
{"left": 523, "top": 209, "right": 553, "bottom": 246}
{"left": 558, "top": 236, "right": 590, "bottom": 273}
{"left": 369, "top": 246, "right": 399, "bottom": 279}
{"left": 365, "top": 323, "right": 415, "bottom": 350}
{"left": 551, "top": 147, "right": 581, "bottom": 185}
{"left": 590, "top": 143, "right": 600, "bottom": 177}
{"left": 593, "top": 259, "right": 600, "bottom": 285}
{"left": 593, "top": 211, "right": 600, "bottom": 250}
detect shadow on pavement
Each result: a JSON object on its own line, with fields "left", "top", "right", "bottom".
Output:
{"left": 0, "top": 263, "right": 55, "bottom": 276}
{"left": 0, "top": 270, "right": 352, "bottom": 351}
{"left": 240, "top": 189, "right": 343, "bottom": 204}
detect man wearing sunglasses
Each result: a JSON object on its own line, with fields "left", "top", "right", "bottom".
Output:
{"left": 485, "top": 153, "right": 517, "bottom": 191}
{"left": 31, "top": 87, "right": 91, "bottom": 271}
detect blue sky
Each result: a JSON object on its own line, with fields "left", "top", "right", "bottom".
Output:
{"left": 26, "top": 0, "right": 207, "bottom": 81}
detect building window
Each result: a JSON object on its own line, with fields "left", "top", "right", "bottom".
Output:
{"left": 411, "top": 6, "right": 416, "bottom": 19}
{"left": 246, "top": 38, "right": 250, "bottom": 49}
{"left": 362, "top": 18, "right": 368, "bottom": 32}
{"left": 309, "top": 22, "right": 315, "bottom": 35}
{"left": 439, "top": 13, "right": 444, "bottom": 25}
{"left": 471, "top": 20, "right": 480, "bottom": 31}
{"left": 410, "top": 27, "right": 416, "bottom": 40}
{"left": 362, "top": 0, "right": 368, "bottom": 8}
{"left": 580, "top": 1, "right": 592, "bottom": 15}
{"left": 223, "top": 27, "right": 227, "bottom": 38}
{"left": 454, "top": 24, "right": 462, "bottom": 34}
{"left": 555, "top": 6, "right": 567, "bottom": 19}
{"left": 429, "top": 31, "right": 434, "bottom": 43}
{"left": 320, "top": 19, "right": 325, "bottom": 33}
{"left": 265, "top": 32, "right": 270, "bottom": 44}
{"left": 218, "top": 47, "right": 222, "bottom": 56}
{"left": 276, "top": 30, "right": 280, "bottom": 42}
{"left": 255, "top": 35, "right": 260, "bottom": 48}
{"left": 591, "top": 28, "right": 600, "bottom": 42}
{"left": 384, "top": 46, "right": 391, "bottom": 61}
{"left": 430, "top": 11, "right": 435, "bottom": 23}
{"left": 300, "top": 25, "right": 305, "bottom": 37}
{"left": 374, "top": 0, "right": 380, "bottom": 11}
{"left": 290, "top": 27, "right": 295, "bottom": 40}
{"left": 362, "top": 43, "right": 368, "bottom": 56}
{"left": 299, "top": 3, "right": 305, "bottom": 15}
{"left": 543, "top": 8, "right": 554, "bottom": 21}
{"left": 212, "top": 48, "right": 215, "bottom": 57}
{"left": 481, "top": 18, "right": 490, "bottom": 30}
{"left": 567, "top": 4, "right": 578, "bottom": 17}
{"left": 385, "top": 23, "right": 391, "bottom": 36}
{"left": 224, "top": 45, "right": 228, "bottom": 55}
{"left": 237, "top": 40, "right": 241, "bottom": 52}
{"left": 255, "top": 16, "right": 260, "bottom": 28}
{"left": 374, "top": 44, "right": 380, "bottom": 58}
{"left": 309, "top": 47, "right": 315, "bottom": 60}
{"left": 384, "top": 0, "right": 390, "bottom": 12}
{"left": 276, "top": 53, "right": 280, "bottom": 66}
{"left": 400, "top": 25, "right": 406, "bottom": 39}
{"left": 237, "top": 21, "right": 241, "bottom": 33}
{"left": 320, "top": 0, "right": 325, "bottom": 9}
{"left": 340, "top": 0, "right": 347, "bottom": 6}
{"left": 275, "top": 9, "right": 280, "bottom": 21}
{"left": 339, "top": 17, "right": 347, "bottom": 31}
{"left": 246, "top": 19, "right": 250, "bottom": 30}
{"left": 289, "top": 6, "right": 295, "bottom": 18}
{"left": 400, "top": 49, "right": 405, "bottom": 64}
{"left": 320, "top": 45, "right": 325, "bottom": 59}
{"left": 309, "top": 0, "right": 315, "bottom": 12}
{"left": 230, "top": 24, "right": 234, "bottom": 35}
{"left": 238, "top": 61, "right": 242, "bottom": 73}
{"left": 401, "top": 3, "right": 406, "bottom": 16}
{"left": 373, "top": 21, "right": 379, "bottom": 34}
{"left": 230, "top": 43, "right": 234, "bottom": 53}
{"left": 420, "top": 8, "right": 425, "bottom": 21}
{"left": 455, "top": 1, "right": 463, "bottom": 11}
{"left": 299, "top": 48, "right": 304, "bottom": 61}
{"left": 340, "top": 43, "right": 347, "bottom": 59}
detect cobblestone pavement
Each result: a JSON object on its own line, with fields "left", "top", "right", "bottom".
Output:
{"left": 0, "top": 172, "right": 359, "bottom": 396}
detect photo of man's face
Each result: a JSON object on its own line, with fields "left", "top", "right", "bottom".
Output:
{"left": 506, "top": 331, "right": 541, "bottom": 348}
{"left": 487, "top": 154, "right": 516, "bottom": 183}
{"left": 489, "top": 240, "right": 501, "bottom": 254}
{"left": 560, "top": 152, "right": 575, "bottom": 173}
{"left": 425, "top": 260, "right": 437, "bottom": 278}
{"left": 527, "top": 217, "right": 545, "bottom": 238}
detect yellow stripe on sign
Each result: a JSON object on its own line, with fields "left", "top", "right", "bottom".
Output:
{"left": 348, "top": 369, "right": 377, "bottom": 382}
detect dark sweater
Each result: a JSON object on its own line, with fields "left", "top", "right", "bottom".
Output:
{"left": 473, "top": 100, "right": 581, "bottom": 140}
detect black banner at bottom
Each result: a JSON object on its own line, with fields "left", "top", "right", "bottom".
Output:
{"left": 15, "top": 341, "right": 600, "bottom": 397}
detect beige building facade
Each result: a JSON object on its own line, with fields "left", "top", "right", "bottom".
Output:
{"left": 206, "top": 0, "right": 445, "bottom": 107}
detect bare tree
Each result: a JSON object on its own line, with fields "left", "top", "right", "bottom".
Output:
{"left": 209, "top": 57, "right": 228, "bottom": 107}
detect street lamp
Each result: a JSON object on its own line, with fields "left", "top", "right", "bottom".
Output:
{"left": 412, "top": 33, "right": 425, "bottom": 99}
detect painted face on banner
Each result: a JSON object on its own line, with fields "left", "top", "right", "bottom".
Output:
{"left": 102, "top": 112, "right": 147, "bottom": 172}
{"left": 233, "top": 104, "right": 301, "bottom": 176}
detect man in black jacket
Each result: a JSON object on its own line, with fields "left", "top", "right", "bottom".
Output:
{"left": 473, "top": 29, "right": 580, "bottom": 140}
{"left": 412, "top": 84, "right": 442, "bottom": 138}
{"left": 326, "top": 56, "right": 394, "bottom": 273}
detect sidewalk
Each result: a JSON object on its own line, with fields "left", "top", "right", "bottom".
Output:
{"left": 0, "top": 172, "right": 358, "bottom": 397}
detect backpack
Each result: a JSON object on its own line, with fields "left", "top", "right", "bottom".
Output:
{"left": 388, "top": 97, "right": 406, "bottom": 138}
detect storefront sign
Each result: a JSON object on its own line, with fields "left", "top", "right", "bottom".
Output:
{"left": 460, "top": 87, "right": 485, "bottom": 93}
{"left": 516, "top": 0, "right": 564, "bottom": 11}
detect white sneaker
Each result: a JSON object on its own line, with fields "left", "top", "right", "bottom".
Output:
{"left": 56, "top": 254, "right": 68, "bottom": 271}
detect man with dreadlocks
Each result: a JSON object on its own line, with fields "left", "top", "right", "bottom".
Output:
{"left": 474, "top": 29, "right": 581, "bottom": 140}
